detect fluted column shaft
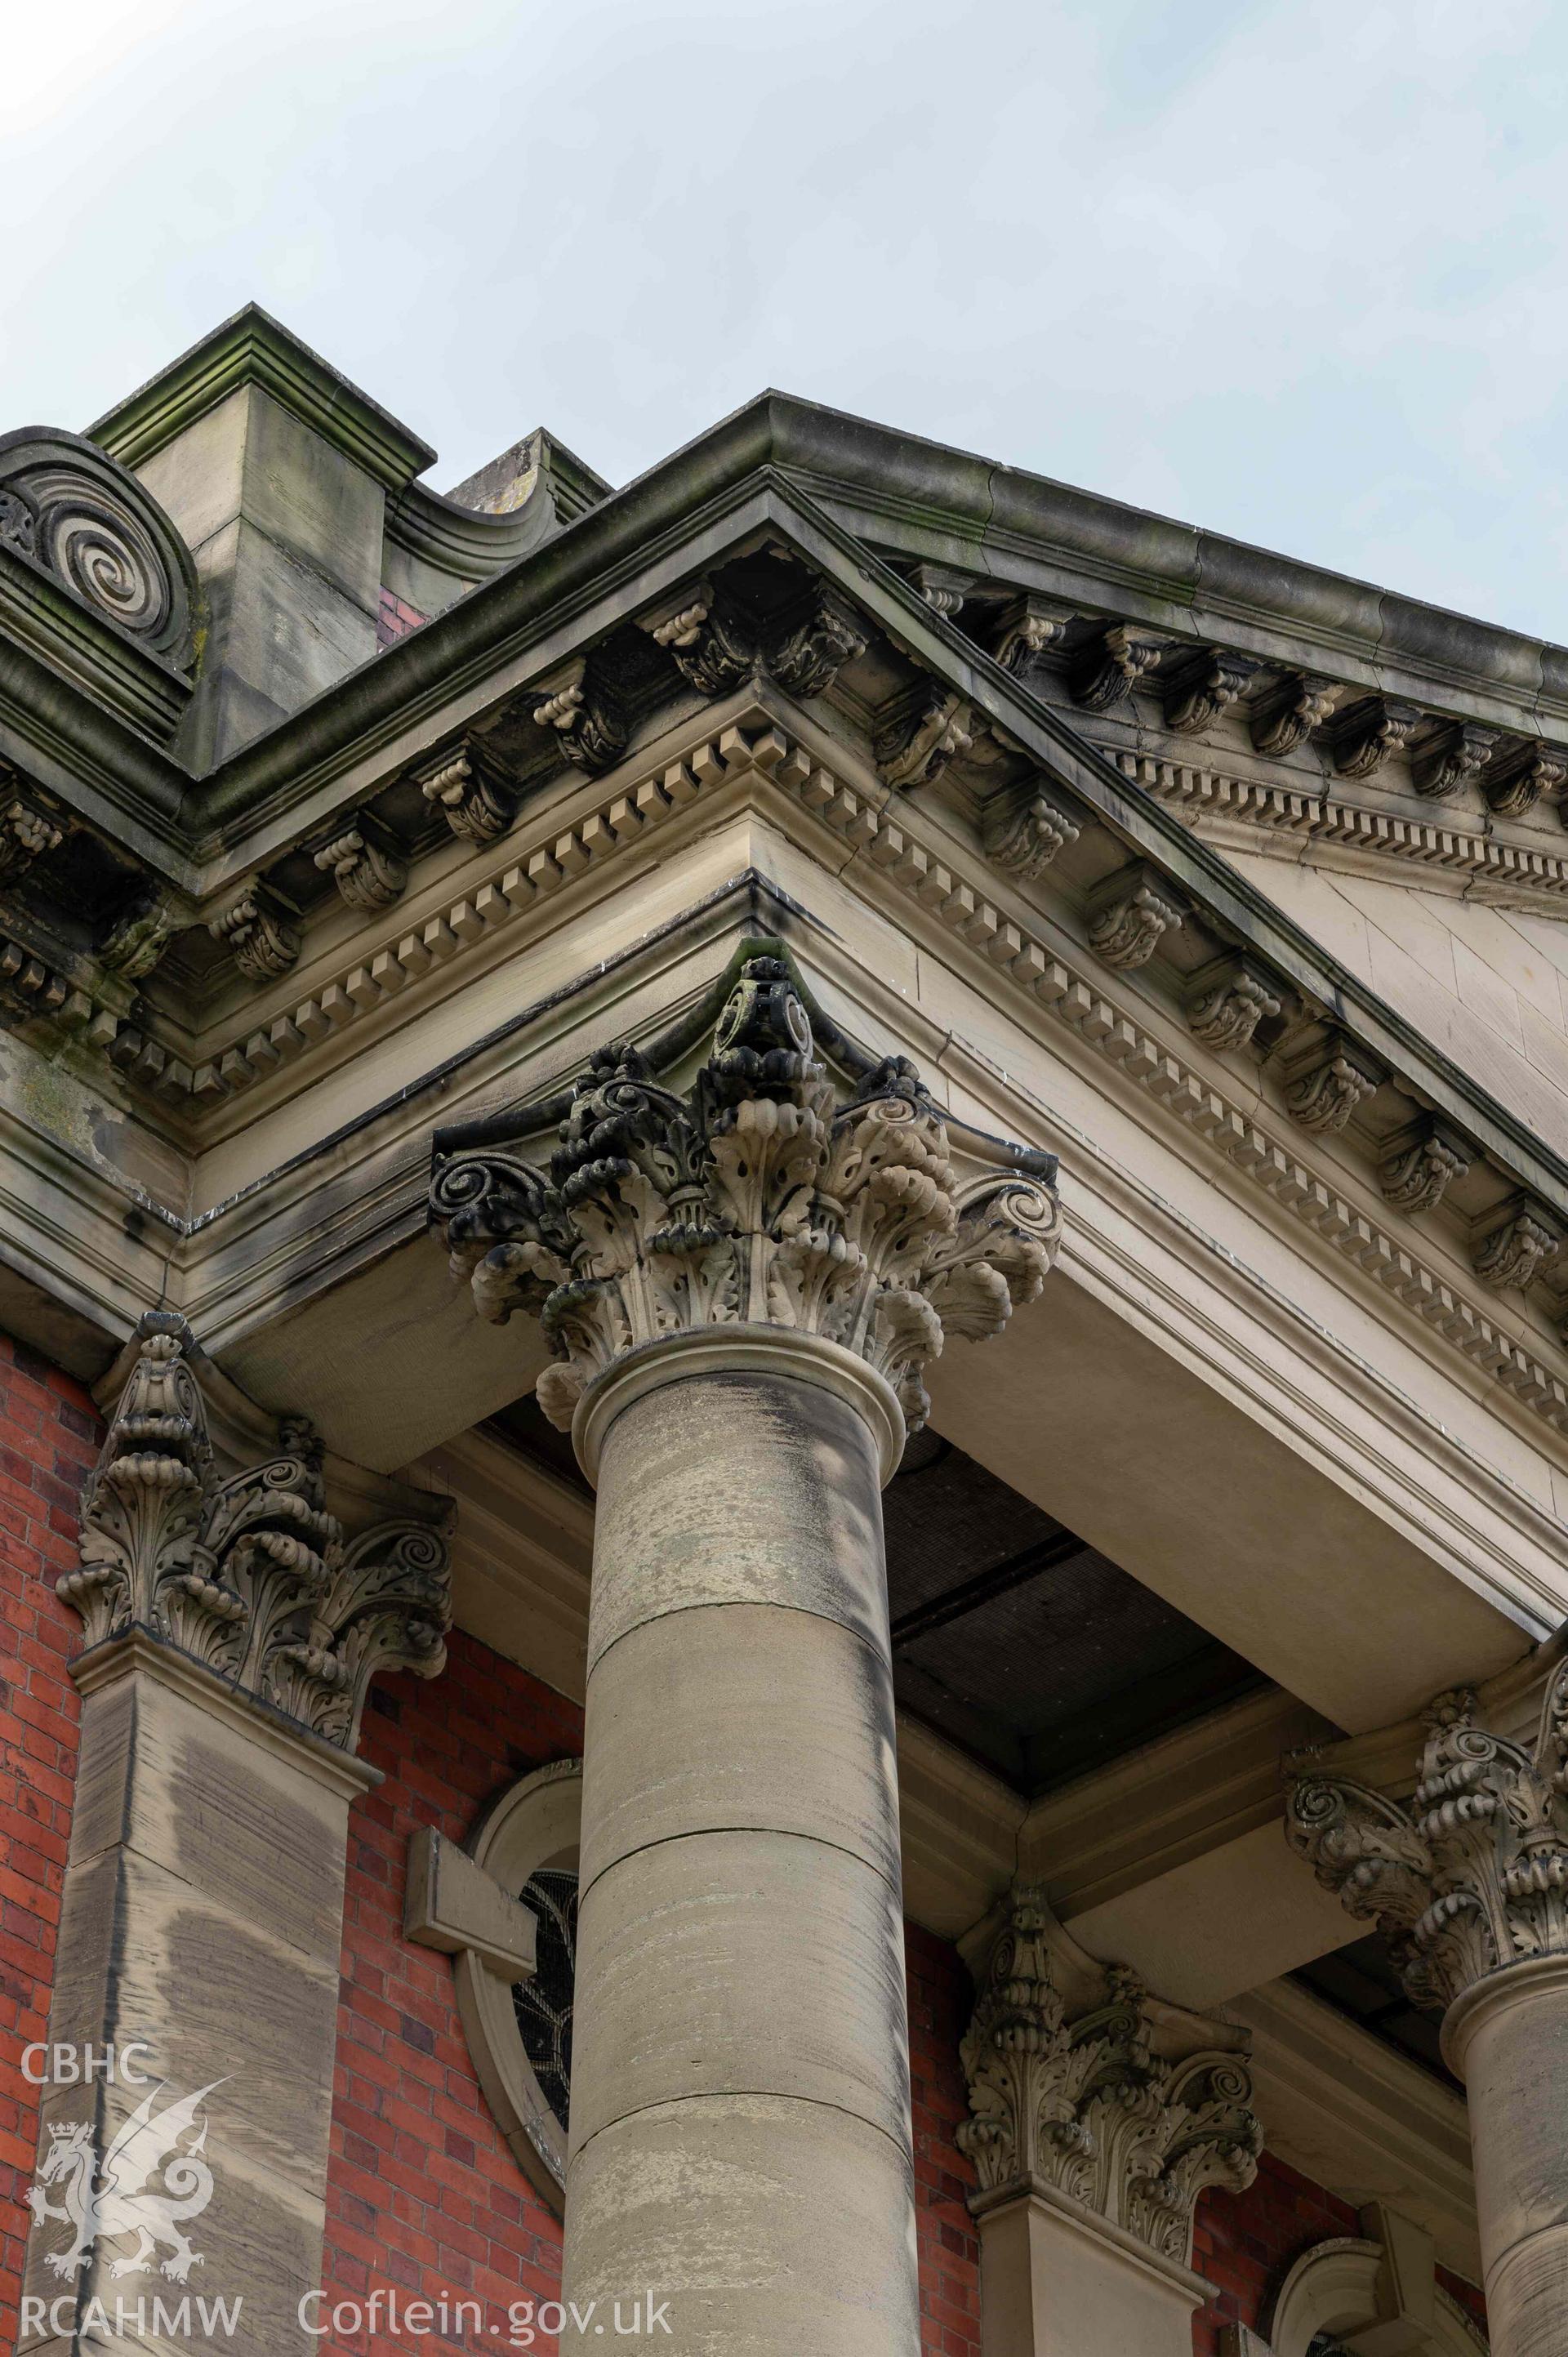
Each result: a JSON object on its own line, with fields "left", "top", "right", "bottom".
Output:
{"left": 560, "top": 1329, "right": 918, "bottom": 2357}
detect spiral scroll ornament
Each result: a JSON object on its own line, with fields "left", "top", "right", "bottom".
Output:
{"left": 957, "top": 1882, "right": 1260, "bottom": 2266}
{"left": 0, "top": 430, "right": 198, "bottom": 671}
{"left": 1285, "top": 1670, "right": 1568, "bottom": 2016}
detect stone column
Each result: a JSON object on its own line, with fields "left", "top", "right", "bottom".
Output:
{"left": 431, "top": 954, "right": 1060, "bottom": 2357}
{"left": 19, "top": 1314, "right": 452, "bottom": 2357}
{"left": 956, "top": 1884, "right": 1262, "bottom": 2357}
{"left": 1286, "top": 1675, "right": 1568, "bottom": 2357}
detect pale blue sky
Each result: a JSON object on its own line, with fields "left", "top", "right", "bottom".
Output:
{"left": 7, "top": 0, "right": 1567, "bottom": 637}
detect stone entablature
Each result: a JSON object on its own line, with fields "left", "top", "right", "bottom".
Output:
{"left": 957, "top": 1883, "right": 1261, "bottom": 2271}
{"left": 60, "top": 1310, "right": 453, "bottom": 1751}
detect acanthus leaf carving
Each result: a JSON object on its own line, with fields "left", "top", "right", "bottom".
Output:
{"left": 1411, "top": 720, "right": 1499, "bottom": 802}
{"left": 956, "top": 1884, "right": 1260, "bottom": 2267}
{"left": 209, "top": 884, "right": 300, "bottom": 984}
{"left": 1185, "top": 954, "right": 1282, "bottom": 1054}
{"left": 990, "top": 595, "right": 1068, "bottom": 677}
{"left": 58, "top": 1314, "right": 452, "bottom": 1754}
{"left": 532, "top": 662, "right": 630, "bottom": 776}
{"left": 876, "top": 685, "right": 978, "bottom": 791}
{"left": 640, "top": 576, "right": 867, "bottom": 703}
{"left": 99, "top": 888, "right": 186, "bottom": 982}
{"left": 1085, "top": 862, "right": 1185, "bottom": 971}
{"left": 767, "top": 584, "right": 868, "bottom": 698}
{"left": 314, "top": 818, "right": 408, "bottom": 911}
{"left": 1329, "top": 696, "right": 1423, "bottom": 782}
{"left": 414, "top": 745, "right": 514, "bottom": 845}
{"left": 640, "top": 581, "right": 754, "bottom": 697}
{"left": 430, "top": 955, "right": 1061, "bottom": 1437}
{"left": 1281, "top": 1031, "right": 1383, "bottom": 1134}
{"left": 982, "top": 785, "right": 1081, "bottom": 880}
{"left": 1486, "top": 740, "right": 1568, "bottom": 820}
{"left": 1161, "top": 648, "right": 1258, "bottom": 735}
{"left": 1378, "top": 1116, "right": 1471, "bottom": 1214}
{"left": 1472, "top": 1195, "right": 1561, "bottom": 1291}
{"left": 1248, "top": 671, "right": 1339, "bottom": 757}
{"left": 1286, "top": 1666, "right": 1568, "bottom": 2016}
{"left": 1070, "top": 623, "right": 1165, "bottom": 714}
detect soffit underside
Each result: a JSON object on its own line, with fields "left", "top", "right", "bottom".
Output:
{"left": 493, "top": 1394, "right": 1264, "bottom": 1801}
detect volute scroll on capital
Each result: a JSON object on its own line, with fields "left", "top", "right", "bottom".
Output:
{"left": 59, "top": 1312, "right": 454, "bottom": 1753}
{"left": 956, "top": 1883, "right": 1261, "bottom": 2269}
{"left": 430, "top": 952, "right": 1063, "bottom": 1439}
{"left": 1285, "top": 1647, "right": 1568, "bottom": 2022}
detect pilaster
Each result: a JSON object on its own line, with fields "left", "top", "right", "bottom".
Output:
{"left": 956, "top": 1882, "right": 1261, "bottom": 2357}
{"left": 19, "top": 1313, "right": 452, "bottom": 2357}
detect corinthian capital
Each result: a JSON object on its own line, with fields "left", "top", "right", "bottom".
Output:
{"left": 430, "top": 955, "right": 1061, "bottom": 1437}
{"left": 59, "top": 1312, "right": 452, "bottom": 1753}
{"left": 1285, "top": 1665, "right": 1568, "bottom": 2017}
{"left": 957, "top": 1885, "right": 1260, "bottom": 2268}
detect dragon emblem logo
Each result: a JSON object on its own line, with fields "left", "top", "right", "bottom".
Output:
{"left": 28, "top": 2080, "right": 222, "bottom": 2282}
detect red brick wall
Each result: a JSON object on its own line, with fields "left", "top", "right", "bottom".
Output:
{"left": 320, "top": 1633, "right": 581, "bottom": 2353}
{"left": 1192, "top": 2153, "right": 1487, "bottom": 2350}
{"left": 0, "top": 1336, "right": 99, "bottom": 2350}
{"left": 320, "top": 1630, "right": 1490, "bottom": 2357}
{"left": 376, "top": 588, "right": 427, "bottom": 649}
{"left": 321, "top": 1641, "right": 990, "bottom": 2357}
{"left": 907, "top": 1923, "right": 982, "bottom": 2357}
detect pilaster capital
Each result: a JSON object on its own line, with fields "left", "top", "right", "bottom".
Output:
{"left": 59, "top": 1312, "right": 453, "bottom": 1753}
{"left": 956, "top": 1882, "right": 1261, "bottom": 2270}
{"left": 430, "top": 953, "right": 1062, "bottom": 1445}
{"left": 1285, "top": 1660, "right": 1568, "bottom": 2025}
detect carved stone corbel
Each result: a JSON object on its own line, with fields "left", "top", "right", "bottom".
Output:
{"left": 1248, "top": 671, "right": 1339, "bottom": 757}
{"left": 1486, "top": 739, "right": 1568, "bottom": 819}
{"left": 1070, "top": 622, "right": 1166, "bottom": 712}
{"left": 314, "top": 816, "right": 408, "bottom": 911}
{"left": 1281, "top": 1031, "right": 1383, "bottom": 1134}
{"left": 876, "top": 684, "right": 978, "bottom": 790}
{"left": 907, "top": 563, "right": 968, "bottom": 618}
{"left": 98, "top": 888, "right": 187, "bottom": 982}
{"left": 1378, "top": 1114, "right": 1471, "bottom": 1214}
{"left": 768, "top": 582, "right": 869, "bottom": 697}
{"left": 640, "top": 574, "right": 866, "bottom": 703}
{"left": 209, "top": 883, "right": 301, "bottom": 983}
{"left": 982, "top": 783, "right": 1080, "bottom": 879}
{"left": 61, "top": 1311, "right": 452, "bottom": 1752}
{"left": 639, "top": 580, "right": 753, "bottom": 697}
{"left": 1472, "top": 1194, "right": 1562, "bottom": 1291}
{"left": 1161, "top": 648, "right": 1258, "bottom": 735}
{"left": 1185, "top": 953, "right": 1282, "bottom": 1053}
{"left": 1085, "top": 861, "right": 1185, "bottom": 970}
{"left": 990, "top": 594, "right": 1069, "bottom": 676}
{"left": 0, "top": 789, "right": 63, "bottom": 882}
{"left": 1328, "top": 695, "right": 1423, "bottom": 781}
{"left": 415, "top": 743, "right": 514, "bottom": 844}
{"left": 957, "top": 1883, "right": 1261, "bottom": 2267}
{"left": 532, "top": 659, "right": 630, "bottom": 775}
{"left": 1411, "top": 720, "right": 1499, "bottom": 801}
